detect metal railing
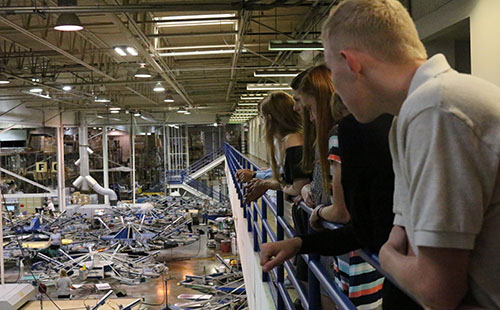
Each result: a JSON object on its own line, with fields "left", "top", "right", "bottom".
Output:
{"left": 224, "top": 142, "right": 415, "bottom": 310}
{"left": 184, "top": 146, "right": 225, "bottom": 175}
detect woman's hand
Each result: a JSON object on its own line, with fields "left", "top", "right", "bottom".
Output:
{"left": 300, "top": 184, "right": 315, "bottom": 208}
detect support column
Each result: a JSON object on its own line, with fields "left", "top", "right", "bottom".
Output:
{"left": 163, "top": 125, "right": 168, "bottom": 195}
{"left": 130, "top": 116, "right": 136, "bottom": 204}
{"left": 78, "top": 111, "right": 89, "bottom": 191}
{"left": 102, "top": 126, "right": 109, "bottom": 205}
{"left": 185, "top": 125, "right": 190, "bottom": 168}
{"left": 56, "top": 109, "right": 66, "bottom": 211}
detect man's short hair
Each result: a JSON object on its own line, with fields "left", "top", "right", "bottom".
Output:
{"left": 322, "top": 0, "right": 427, "bottom": 63}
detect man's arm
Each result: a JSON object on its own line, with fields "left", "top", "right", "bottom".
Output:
{"left": 380, "top": 227, "right": 470, "bottom": 310}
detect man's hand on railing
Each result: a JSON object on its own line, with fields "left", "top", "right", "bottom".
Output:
{"left": 236, "top": 169, "right": 255, "bottom": 183}
{"left": 260, "top": 237, "right": 303, "bottom": 273}
{"left": 244, "top": 178, "right": 270, "bottom": 203}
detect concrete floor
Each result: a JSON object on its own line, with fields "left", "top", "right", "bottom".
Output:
{"left": 9, "top": 225, "right": 237, "bottom": 310}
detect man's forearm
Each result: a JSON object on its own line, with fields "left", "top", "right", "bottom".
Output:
{"left": 380, "top": 246, "right": 468, "bottom": 310}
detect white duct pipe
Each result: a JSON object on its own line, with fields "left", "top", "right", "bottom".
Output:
{"left": 72, "top": 176, "right": 85, "bottom": 188}
{"left": 85, "top": 175, "right": 118, "bottom": 202}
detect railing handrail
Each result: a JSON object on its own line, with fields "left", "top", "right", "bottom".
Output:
{"left": 223, "top": 142, "right": 418, "bottom": 310}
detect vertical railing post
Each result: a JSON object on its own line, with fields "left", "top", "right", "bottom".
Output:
{"left": 253, "top": 201, "right": 259, "bottom": 251}
{"left": 261, "top": 197, "right": 269, "bottom": 282}
{"left": 276, "top": 190, "right": 285, "bottom": 310}
{"left": 308, "top": 224, "right": 322, "bottom": 310}
{"left": 246, "top": 161, "right": 252, "bottom": 232}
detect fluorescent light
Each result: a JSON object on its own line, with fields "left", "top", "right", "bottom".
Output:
{"left": 110, "top": 110, "right": 119, "bottom": 114}
{"left": 153, "top": 81, "right": 165, "bottom": 92}
{"left": 62, "top": 85, "right": 72, "bottom": 91}
{"left": 240, "top": 94, "right": 267, "bottom": 100}
{"left": 109, "top": 107, "right": 121, "bottom": 111}
{"left": 156, "top": 20, "right": 235, "bottom": 28}
{"left": 156, "top": 49, "right": 245, "bottom": 57}
{"left": 94, "top": 95, "right": 110, "bottom": 103}
{"left": 30, "top": 87, "right": 43, "bottom": 93}
{"left": 133, "top": 112, "right": 141, "bottom": 117}
{"left": 153, "top": 13, "right": 236, "bottom": 21}
{"left": 163, "top": 94, "right": 174, "bottom": 103}
{"left": 177, "top": 108, "right": 187, "bottom": 113}
{"left": 114, "top": 47, "right": 127, "bottom": 56}
{"left": 157, "top": 44, "right": 236, "bottom": 51}
{"left": 184, "top": 110, "right": 191, "bottom": 115}
{"left": 238, "top": 102, "right": 259, "bottom": 106}
{"left": 268, "top": 40, "right": 323, "bottom": 51}
{"left": 126, "top": 47, "right": 138, "bottom": 56}
{"left": 0, "top": 75, "right": 10, "bottom": 84}
{"left": 247, "top": 83, "right": 292, "bottom": 91}
{"left": 254, "top": 69, "right": 302, "bottom": 77}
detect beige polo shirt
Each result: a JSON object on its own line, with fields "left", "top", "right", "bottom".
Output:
{"left": 390, "top": 54, "right": 500, "bottom": 309}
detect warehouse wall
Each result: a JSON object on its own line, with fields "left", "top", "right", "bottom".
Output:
{"left": 414, "top": 0, "right": 500, "bottom": 87}
{"left": 247, "top": 116, "right": 267, "bottom": 163}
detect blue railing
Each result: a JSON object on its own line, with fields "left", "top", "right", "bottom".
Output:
{"left": 184, "top": 147, "right": 225, "bottom": 175}
{"left": 224, "top": 142, "right": 416, "bottom": 310}
{"left": 184, "top": 175, "right": 229, "bottom": 203}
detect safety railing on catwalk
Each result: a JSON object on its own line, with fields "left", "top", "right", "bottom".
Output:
{"left": 224, "top": 142, "right": 419, "bottom": 310}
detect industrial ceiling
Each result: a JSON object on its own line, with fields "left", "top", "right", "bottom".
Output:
{"left": 0, "top": 0, "right": 336, "bottom": 126}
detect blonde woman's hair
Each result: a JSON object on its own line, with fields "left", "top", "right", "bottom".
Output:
{"left": 60, "top": 269, "right": 67, "bottom": 277}
{"left": 259, "top": 91, "right": 303, "bottom": 181}
{"left": 322, "top": 0, "right": 427, "bottom": 63}
{"left": 297, "top": 65, "right": 337, "bottom": 193}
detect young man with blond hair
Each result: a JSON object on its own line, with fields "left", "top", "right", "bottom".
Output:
{"left": 321, "top": 0, "right": 500, "bottom": 309}
{"left": 260, "top": 0, "right": 500, "bottom": 309}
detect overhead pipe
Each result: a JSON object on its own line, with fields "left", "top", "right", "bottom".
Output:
{"left": 0, "top": 2, "right": 305, "bottom": 14}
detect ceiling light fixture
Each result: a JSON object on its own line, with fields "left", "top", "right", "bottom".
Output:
{"left": 156, "top": 20, "right": 235, "bottom": 28}
{"left": 134, "top": 64, "right": 151, "bottom": 78}
{"left": 29, "top": 86, "right": 43, "bottom": 93}
{"left": 247, "top": 83, "right": 292, "bottom": 91}
{"left": 62, "top": 85, "right": 72, "bottom": 91}
{"left": 268, "top": 40, "right": 323, "bottom": 51}
{"left": 177, "top": 108, "right": 187, "bottom": 114}
{"left": 154, "top": 13, "right": 236, "bottom": 21}
{"left": 184, "top": 110, "right": 191, "bottom": 115}
{"left": 94, "top": 94, "right": 110, "bottom": 103}
{"left": 240, "top": 94, "right": 267, "bottom": 100}
{"left": 156, "top": 44, "right": 237, "bottom": 51}
{"left": 110, "top": 110, "right": 120, "bottom": 114}
{"left": 113, "top": 47, "right": 127, "bottom": 56}
{"left": 156, "top": 49, "right": 245, "bottom": 57}
{"left": 254, "top": 68, "right": 302, "bottom": 77}
{"left": 54, "top": 13, "right": 83, "bottom": 32}
{"left": 153, "top": 81, "right": 165, "bottom": 92}
{"left": 238, "top": 102, "right": 259, "bottom": 106}
{"left": 126, "top": 47, "right": 138, "bottom": 56}
{"left": 109, "top": 107, "right": 121, "bottom": 111}
{"left": 163, "top": 92, "right": 174, "bottom": 103}
{"left": 0, "top": 75, "right": 10, "bottom": 84}
{"left": 133, "top": 111, "right": 141, "bottom": 117}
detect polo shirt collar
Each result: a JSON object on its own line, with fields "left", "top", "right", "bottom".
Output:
{"left": 408, "top": 53, "right": 451, "bottom": 96}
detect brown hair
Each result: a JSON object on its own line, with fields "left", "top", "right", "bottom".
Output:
{"left": 322, "top": 0, "right": 427, "bottom": 63}
{"left": 291, "top": 68, "right": 315, "bottom": 175}
{"left": 297, "top": 65, "right": 337, "bottom": 192}
{"left": 259, "top": 91, "right": 303, "bottom": 181}
{"left": 60, "top": 269, "right": 67, "bottom": 277}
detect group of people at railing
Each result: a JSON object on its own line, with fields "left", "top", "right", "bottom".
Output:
{"left": 234, "top": 1, "right": 500, "bottom": 309}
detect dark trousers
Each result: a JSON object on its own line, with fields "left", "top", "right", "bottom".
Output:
{"left": 382, "top": 280, "right": 423, "bottom": 310}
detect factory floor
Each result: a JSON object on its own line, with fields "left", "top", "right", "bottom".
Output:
{"left": 14, "top": 225, "right": 237, "bottom": 310}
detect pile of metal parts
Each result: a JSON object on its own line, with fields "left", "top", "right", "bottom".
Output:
{"left": 1, "top": 196, "right": 232, "bottom": 286}
{"left": 173, "top": 254, "right": 247, "bottom": 310}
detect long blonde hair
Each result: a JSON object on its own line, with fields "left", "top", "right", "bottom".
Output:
{"left": 297, "top": 65, "right": 337, "bottom": 192}
{"left": 260, "top": 91, "right": 303, "bottom": 181}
